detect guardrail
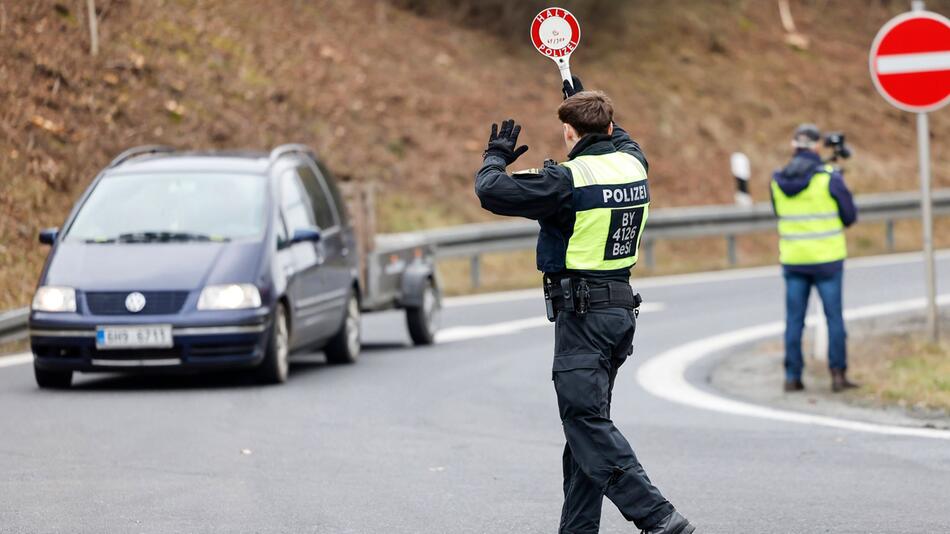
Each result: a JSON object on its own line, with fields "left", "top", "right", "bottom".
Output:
{"left": 0, "top": 307, "right": 29, "bottom": 344}
{"left": 3, "top": 189, "right": 948, "bottom": 341}
{"left": 378, "top": 189, "right": 950, "bottom": 288}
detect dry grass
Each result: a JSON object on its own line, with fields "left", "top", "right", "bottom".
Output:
{"left": 848, "top": 332, "right": 950, "bottom": 413}
{"left": 0, "top": 337, "right": 28, "bottom": 357}
{"left": 438, "top": 251, "right": 540, "bottom": 296}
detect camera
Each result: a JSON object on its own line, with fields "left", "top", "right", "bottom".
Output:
{"left": 823, "top": 132, "right": 851, "bottom": 161}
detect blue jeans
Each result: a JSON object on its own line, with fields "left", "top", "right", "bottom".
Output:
{"left": 783, "top": 270, "right": 847, "bottom": 381}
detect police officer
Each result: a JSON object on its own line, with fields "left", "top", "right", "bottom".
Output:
{"left": 771, "top": 124, "right": 858, "bottom": 393}
{"left": 475, "top": 77, "right": 695, "bottom": 534}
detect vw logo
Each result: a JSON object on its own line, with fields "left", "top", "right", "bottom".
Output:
{"left": 125, "top": 292, "right": 147, "bottom": 313}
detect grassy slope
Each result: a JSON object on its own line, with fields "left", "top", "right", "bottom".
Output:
{"left": 1, "top": 0, "right": 949, "bottom": 308}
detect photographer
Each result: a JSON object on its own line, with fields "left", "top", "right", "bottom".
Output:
{"left": 771, "top": 123, "right": 858, "bottom": 393}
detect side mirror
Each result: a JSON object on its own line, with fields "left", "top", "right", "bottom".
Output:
{"left": 292, "top": 227, "right": 322, "bottom": 245}
{"left": 277, "top": 227, "right": 321, "bottom": 250}
{"left": 39, "top": 227, "right": 59, "bottom": 246}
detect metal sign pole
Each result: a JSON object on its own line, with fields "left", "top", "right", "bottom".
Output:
{"left": 918, "top": 110, "right": 939, "bottom": 342}
{"left": 911, "top": 0, "right": 938, "bottom": 344}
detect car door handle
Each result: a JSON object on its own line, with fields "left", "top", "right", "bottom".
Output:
{"left": 341, "top": 247, "right": 349, "bottom": 257}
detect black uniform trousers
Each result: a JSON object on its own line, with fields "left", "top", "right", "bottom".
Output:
{"left": 553, "top": 307, "right": 673, "bottom": 533}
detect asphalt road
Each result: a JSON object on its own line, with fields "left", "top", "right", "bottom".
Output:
{"left": 2, "top": 253, "right": 949, "bottom": 533}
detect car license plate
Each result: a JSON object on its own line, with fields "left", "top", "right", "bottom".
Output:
{"left": 96, "top": 325, "right": 173, "bottom": 349}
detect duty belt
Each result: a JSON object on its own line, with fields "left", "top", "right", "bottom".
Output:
{"left": 543, "top": 278, "right": 642, "bottom": 321}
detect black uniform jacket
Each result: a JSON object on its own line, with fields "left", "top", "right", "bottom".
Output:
{"left": 474, "top": 124, "right": 649, "bottom": 283}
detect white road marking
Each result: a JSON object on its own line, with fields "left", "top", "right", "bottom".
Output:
{"left": 436, "top": 302, "right": 665, "bottom": 344}
{"left": 436, "top": 316, "right": 551, "bottom": 343}
{"left": 0, "top": 352, "right": 33, "bottom": 368}
{"left": 636, "top": 295, "right": 950, "bottom": 440}
{"left": 877, "top": 51, "right": 950, "bottom": 74}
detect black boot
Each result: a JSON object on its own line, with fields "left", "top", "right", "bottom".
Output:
{"left": 783, "top": 378, "right": 804, "bottom": 392}
{"left": 641, "top": 511, "right": 695, "bottom": 534}
{"left": 831, "top": 369, "right": 859, "bottom": 393}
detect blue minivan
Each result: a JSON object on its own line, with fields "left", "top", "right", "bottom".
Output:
{"left": 29, "top": 145, "right": 418, "bottom": 388}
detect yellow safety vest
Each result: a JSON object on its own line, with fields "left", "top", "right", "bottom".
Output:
{"left": 771, "top": 167, "right": 847, "bottom": 265}
{"left": 561, "top": 152, "right": 650, "bottom": 271}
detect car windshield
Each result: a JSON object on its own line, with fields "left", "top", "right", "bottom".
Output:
{"left": 65, "top": 172, "right": 267, "bottom": 243}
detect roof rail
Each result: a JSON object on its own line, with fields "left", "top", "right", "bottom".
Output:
{"left": 269, "top": 143, "right": 314, "bottom": 164}
{"left": 107, "top": 145, "right": 176, "bottom": 168}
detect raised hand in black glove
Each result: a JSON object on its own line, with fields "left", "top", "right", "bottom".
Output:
{"left": 484, "top": 119, "right": 529, "bottom": 165}
{"left": 562, "top": 75, "right": 585, "bottom": 99}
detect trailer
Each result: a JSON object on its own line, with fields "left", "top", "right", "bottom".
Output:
{"left": 344, "top": 184, "right": 441, "bottom": 346}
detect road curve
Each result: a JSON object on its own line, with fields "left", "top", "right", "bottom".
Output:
{"left": 1, "top": 252, "right": 949, "bottom": 533}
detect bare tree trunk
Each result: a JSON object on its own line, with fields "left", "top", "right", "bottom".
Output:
{"left": 86, "top": 0, "right": 99, "bottom": 56}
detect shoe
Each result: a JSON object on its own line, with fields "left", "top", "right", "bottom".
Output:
{"left": 831, "top": 369, "right": 859, "bottom": 393}
{"left": 783, "top": 379, "right": 805, "bottom": 392}
{"left": 641, "top": 511, "right": 695, "bottom": 534}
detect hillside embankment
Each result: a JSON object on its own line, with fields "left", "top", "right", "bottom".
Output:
{"left": 1, "top": 0, "right": 948, "bottom": 308}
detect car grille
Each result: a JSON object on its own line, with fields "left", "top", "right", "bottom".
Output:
{"left": 85, "top": 291, "right": 189, "bottom": 315}
{"left": 90, "top": 348, "right": 183, "bottom": 360}
{"left": 189, "top": 343, "right": 258, "bottom": 357}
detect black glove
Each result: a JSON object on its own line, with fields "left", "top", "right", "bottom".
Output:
{"left": 562, "top": 76, "right": 585, "bottom": 99}
{"left": 484, "top": 119, "right": 529, "bottom": 165}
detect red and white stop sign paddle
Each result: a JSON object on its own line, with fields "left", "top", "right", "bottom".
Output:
{"left": 870, "top": 10, "right": 950, "bottom": 113}
{"left": 531, "top": 7, "right": 581, "bottom": 88}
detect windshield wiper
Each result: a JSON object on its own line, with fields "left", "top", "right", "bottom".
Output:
{"left": 110, "top": 231, "right": 226, "bottom": 243}
{"left": 82, "top": 231, "right": 230, "bottom": 244}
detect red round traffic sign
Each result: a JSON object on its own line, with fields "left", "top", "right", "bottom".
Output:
{"left": 531, "top": 7, "right": 581, "bottom": 59}
{"left": 870, "top": 10, "right": 950, "bottom": 113}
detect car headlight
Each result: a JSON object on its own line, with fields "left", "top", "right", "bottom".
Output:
{"left": 32, "top": 286, "right": 77, "bottom": 312}
{"left": 197, "top": 284, "right": 262, "bottom": 310}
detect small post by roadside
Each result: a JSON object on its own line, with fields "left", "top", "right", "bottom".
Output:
{"left": 731, "top": 152, "right": 753, "bottom": 207}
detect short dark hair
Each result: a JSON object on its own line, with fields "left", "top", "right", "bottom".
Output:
{"left": 557, "top": 91, "right": 614, "bottom": 136}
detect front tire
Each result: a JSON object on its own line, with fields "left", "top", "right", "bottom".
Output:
{"left": 326, "top": 293, "right": 360, "bottom": 364}
{"left": 406, "top": 279, "right": 440, "bottom": 346}
{"left": 257, "top": 302, "right": 290, "bottom": 384}
{"left": 35, "top": 365, "right": 72, "bottom": 389}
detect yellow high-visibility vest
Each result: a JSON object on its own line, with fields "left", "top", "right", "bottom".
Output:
{"left": 771, "top": 167, "right": 847, "bottom": 265}
{"left": 561, "top": 152, "right": 650, "bottom": 270}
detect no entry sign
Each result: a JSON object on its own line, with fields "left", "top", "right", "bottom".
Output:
{"left": 531, "top": 7, "right": 581, "bottom": 85}
{"left": 869, "top": 10, "right": 950, "bottom": 113}
{"left": 868, "top": 6, "right": 950, "bottom": 342}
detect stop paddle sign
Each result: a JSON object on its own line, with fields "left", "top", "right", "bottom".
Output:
{"left": 869, "top": 10, "right": 950, "bottom": 113}
{"left": 531, "top": 7, "right": 581, "bottom": 88}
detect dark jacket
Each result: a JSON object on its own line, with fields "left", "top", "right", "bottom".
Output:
{"left": 474, "top": 124, "right": 648, "bottom": 282}
{"left": 770, "top": 149, "right": 857, "bottom": 275}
